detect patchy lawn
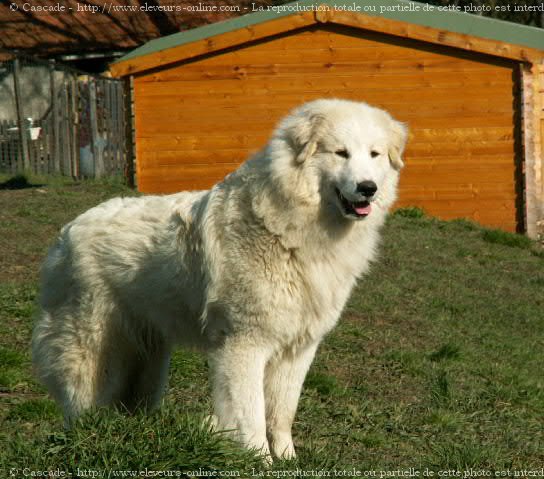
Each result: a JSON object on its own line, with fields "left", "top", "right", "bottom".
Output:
{"left": 1, "top": 175, "right": 543, "bottom": 476}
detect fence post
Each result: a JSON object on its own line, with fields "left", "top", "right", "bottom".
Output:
{"left": 69, "top": 74, "right": 79, "bottom": 178}
{"left": 13, "top": 58, "right": 30, "bottom": 172}
{"left": 103, "top": 79, "right": 111, "bottom": 175}
{"left": 49, "top": 59, "right": 60, "bottom": 174}
{"left": 74, "top": 75, "right": 81, "bottom": 178}
{"left": 89, "top": 78, "right": 104, "bottom": 177}
{"left": 123, "top": 77, "right": 135, "bottom": 187}
{"left": 0, "top": 120, "right": 6, "bottom": 172}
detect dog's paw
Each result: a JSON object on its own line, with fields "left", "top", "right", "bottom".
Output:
{"left": 271, "top": 433, "right": 296, "bottom": 460}
{"left": 262, "top": 451, "right": 274, "bottom": 466}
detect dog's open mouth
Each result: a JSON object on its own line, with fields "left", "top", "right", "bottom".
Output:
{"left": 335, "top": 188, "right": 372, "bottom": 218}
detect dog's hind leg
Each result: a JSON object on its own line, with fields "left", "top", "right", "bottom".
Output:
{"left": 115, "top": 332, "right": 171, "bottom": 413}
{"left": 264, "top": 342, "right": 318, "bottom": 459}
{"left": 32, "top": 297, "right": 140, "bottom": 425}
{"left": 32, "top": 309, "right": 109, "bottom": 426}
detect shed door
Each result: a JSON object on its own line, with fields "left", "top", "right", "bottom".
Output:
{"left": 133, "top": 24, "right": 521, "bottom": 232}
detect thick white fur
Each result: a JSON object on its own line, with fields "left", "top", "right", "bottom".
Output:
{"left": 32, "top": 99, "right": 407, "bottom": 460}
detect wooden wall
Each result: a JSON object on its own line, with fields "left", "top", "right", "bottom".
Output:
{"left": 133, "top": 24, "right": 521, "bottom": 231}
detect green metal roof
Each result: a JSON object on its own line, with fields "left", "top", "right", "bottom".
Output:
{"left": 115, "top": 0, "right": 544, "bottom": 65}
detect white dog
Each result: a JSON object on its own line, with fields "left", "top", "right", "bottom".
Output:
{"left": 32, "top": 99, "right": 407, "bottom": 460}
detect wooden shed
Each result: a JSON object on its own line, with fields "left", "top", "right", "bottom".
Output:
{"left": 110, "top": 0, "right": 544, "bottom": 237}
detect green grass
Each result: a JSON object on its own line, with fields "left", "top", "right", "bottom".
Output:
{"left": 1, "top": 175, "right": 543, "bottom": 475}
{"left": 429, "top": 343, "right": 461, "bottom": 362}
{"left": 482, "top": 228, "right": 533, "bottom": 250}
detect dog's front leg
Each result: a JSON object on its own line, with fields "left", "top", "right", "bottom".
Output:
{"left": 264, "top": 342, "right": 319, "bottom": 459}
{"left": 208, "top": 337, "right": 271, "bottom": 459}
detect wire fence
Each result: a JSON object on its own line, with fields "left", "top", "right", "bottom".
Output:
{"left": 0, "top": 51, "right": 129, "bottom": 178}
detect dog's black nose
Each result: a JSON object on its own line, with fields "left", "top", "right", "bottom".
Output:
{"left": 356, "top": 180, "right": 378, "bottom": 197}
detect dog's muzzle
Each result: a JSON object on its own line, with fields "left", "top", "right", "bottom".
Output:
{"left": 356, "top": 181, "right": 378, "bottom": 198}
{"left": 335, "top": 181, "right": 377, "bottom": 219}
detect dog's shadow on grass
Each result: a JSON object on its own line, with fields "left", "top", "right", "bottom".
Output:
{"left": 0, "top": 174, "right": 44, "bottom": 190}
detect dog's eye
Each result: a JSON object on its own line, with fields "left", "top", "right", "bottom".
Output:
{"left": 370, "top": 150, "right": 380, "bottom": 158}
{"left": 335, "top": 149, "right": 350, "bottom": 159}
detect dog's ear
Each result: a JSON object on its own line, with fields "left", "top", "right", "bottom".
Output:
{"left": 287, "top": 113, "right": 326, "bottom": 164}
{"left": 388, "top": 119, "right": 408, "bottom": 171}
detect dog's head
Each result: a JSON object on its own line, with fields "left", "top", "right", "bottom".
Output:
{"left": 272, "top": 99, "right": 408, "bottom": 221}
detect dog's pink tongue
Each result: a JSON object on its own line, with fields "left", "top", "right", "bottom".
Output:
{"left": 355, "top": 204, "right": 372, "bottom": 216}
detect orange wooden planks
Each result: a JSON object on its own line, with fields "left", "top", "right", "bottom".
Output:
{"left": 133, "top": 23, "right": 520, "bottom": 231}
